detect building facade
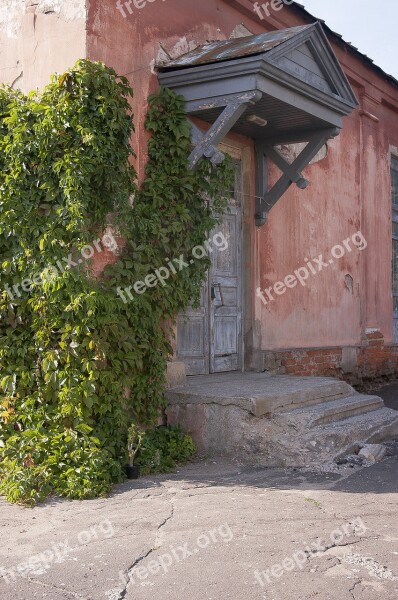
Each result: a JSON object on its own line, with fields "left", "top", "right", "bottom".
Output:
{"left": 2, "top": 0, "right": 398, "bottom": 384}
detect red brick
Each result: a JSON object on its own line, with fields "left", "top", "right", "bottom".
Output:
{"left": 366, "top": 331, "right": 384, "bottom": 340}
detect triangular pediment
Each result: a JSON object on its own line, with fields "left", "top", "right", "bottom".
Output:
{"left": 264, "top": 23, "right": 357, "bottom": 106}
{"left": 273, "top": 42, "right": 335, "bottom": 95}
{"left": 158, "top": 21, "right": 358, "bottom": 160}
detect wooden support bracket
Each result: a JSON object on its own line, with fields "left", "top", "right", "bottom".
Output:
{"left": 255, "top": 127, "right": 339, "bottom": 227}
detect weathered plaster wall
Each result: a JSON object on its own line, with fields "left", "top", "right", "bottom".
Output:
{"left": 257, "top": 111, "right": 362, "bottom": 349}
{"left": 0, "top": 0, "right": 86, "bottom": 92}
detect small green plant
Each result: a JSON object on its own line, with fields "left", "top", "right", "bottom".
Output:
{"left": 135, "top": 425, "right": 196, "bottom": 475}
{"left": 127, "top": 424, "right": 144, "bottom": 466}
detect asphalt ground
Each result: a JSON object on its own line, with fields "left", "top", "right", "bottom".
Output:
{"left": 1, "top": 447, "right": 397, "bottom": 600}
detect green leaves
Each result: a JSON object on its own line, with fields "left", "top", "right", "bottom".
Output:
{"left": 0, "top": 63, "right": 233, "bottom": 506}
{"left": 0, "top": 61, "right": 136, "bottom": 504}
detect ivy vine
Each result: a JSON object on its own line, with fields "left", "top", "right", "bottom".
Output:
{"left": 0, "top": 60, "right": 234, "bottom": 505}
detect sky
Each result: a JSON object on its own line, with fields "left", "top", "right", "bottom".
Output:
{"left": 301, "top": 0, "right": 398, "bottom": 79}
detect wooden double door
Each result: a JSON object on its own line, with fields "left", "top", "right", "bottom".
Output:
{"left": 177, "top": 160, "right": 243, "bottom": 375}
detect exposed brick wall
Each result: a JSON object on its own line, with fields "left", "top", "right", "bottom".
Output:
{"left": 258, "top": 329, "right": 398, "bottom": 384}
{"left": 281, "top": 348, "right": 342, "bottom": 377}
{"left": 357, "top": 330, "right": 398, "bottom": 381}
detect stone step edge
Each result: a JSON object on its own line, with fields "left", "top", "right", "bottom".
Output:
{"left": 275, "top": 394, "right": 385, "bottom": 427}
{"left": 166, "top": 380, "right": 355, "bottom": 417}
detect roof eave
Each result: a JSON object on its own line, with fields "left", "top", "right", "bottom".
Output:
{"left": 158, "top": 53, "right": 358, "bottom": 118}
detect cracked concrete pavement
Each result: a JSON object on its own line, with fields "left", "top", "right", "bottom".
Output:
{"left": 1, "top": 445, "right": 398, "bottom": 600}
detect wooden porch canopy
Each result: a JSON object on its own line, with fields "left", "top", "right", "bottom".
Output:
{"left": 157, "top": 23, "right": 358, "bottom": 226}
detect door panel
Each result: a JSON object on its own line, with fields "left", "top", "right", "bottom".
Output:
{"left": 209, "top": 187, "right": 242, "bottom": 373}
{"left": 177, "top": 284, "right": 209, "bottom": 375}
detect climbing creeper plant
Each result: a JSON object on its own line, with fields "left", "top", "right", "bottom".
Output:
{"left": 0, "top": 60, "right": 234, "bottom": 505}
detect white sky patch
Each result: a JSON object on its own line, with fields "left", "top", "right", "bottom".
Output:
{"left": 302, "top": 0, "right": 398, "bottom": 79}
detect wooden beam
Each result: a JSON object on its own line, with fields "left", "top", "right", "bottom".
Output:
{"left": 185, "top": 91, "right": 262, "bottom": 114}
{"left": 264, "top": 129, "right": 337, "bottom": 206}
{"left": 190, "top": 121, "right": 225, "bottom": 165}
{"left": 254, "top": 141, "right": 268, "bottom": 227}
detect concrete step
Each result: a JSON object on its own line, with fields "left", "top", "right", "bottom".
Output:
{"left": 167, "top": 373, "right": 355, "bottom": 417}
{"left": 240, "top": 407, "right": 398, "bottom": 468}
{"left": 278, "top": 394, "right": 385, "bottom": 427}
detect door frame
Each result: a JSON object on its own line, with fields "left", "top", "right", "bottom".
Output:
{"left": 218, "top": 138, "right": 255, "bottom": 374}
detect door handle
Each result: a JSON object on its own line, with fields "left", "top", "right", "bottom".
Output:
{"left": 211, "top": 283, "right": 224, "bottom": 306}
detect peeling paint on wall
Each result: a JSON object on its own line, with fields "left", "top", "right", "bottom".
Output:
{"left": 0, "top": 0, "right": 86, "bottom": 38}
{"left": 229, "top": 24, "right": 253, "bottom": 39}
{"left": 0, "top": 0, "right": 87, "bottom": 91}
{"left": 276, "top": 142, "right": 329, "bottom": 166}
{"left": 153, "top": 38, "right": 199, "bottom": 72}
{"left": 154, "top": 25, "right": 254, "bottom": 71}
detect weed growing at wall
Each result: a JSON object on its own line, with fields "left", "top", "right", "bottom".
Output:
{"left": 0, "top": 61, "right": 234, "bottom": 505}
{"left": 134, "top": 425, "right": 197, "bottom": 476}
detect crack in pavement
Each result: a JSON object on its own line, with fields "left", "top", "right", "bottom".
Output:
{"left": 110, "top": 500, "right": 176, "bottom": 600}
{"left": 154, "top": 502, "right": 175, "bottom": 548}
{"left": 156, "top": 503, "right": 175, "bottom": 531}
{"left": 318, "top": 555, "right": 362, "bottom": 598}
{"left": 312, "top": 548, "right": 397, "bottom": 597}
{"left": 348, "top": 578, "right": 362, "bottom": 600}
{"left": 114, "top": 547, "right": 154, "bottom": 600}
{"left": 304, "top": 537, "right": 363, "bottom": 563}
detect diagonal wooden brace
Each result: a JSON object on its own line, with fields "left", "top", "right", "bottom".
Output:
{"left": 188, "top": 91, "right": 262, "bottom": 168}
{"left": 190, "top": 122, "right": 225, "bottom": 166}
